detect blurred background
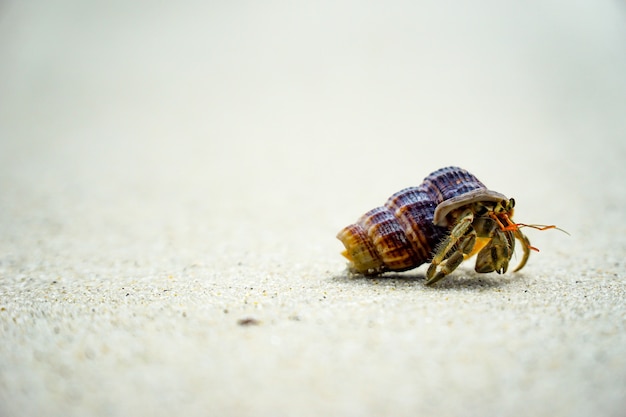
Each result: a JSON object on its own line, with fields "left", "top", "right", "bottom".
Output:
{"left": 1, "top": 0, "right": 625, "bottom": 269}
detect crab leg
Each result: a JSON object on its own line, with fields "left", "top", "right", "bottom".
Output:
{"left": 512, "top": 230, "right": 531, "bottom": 272}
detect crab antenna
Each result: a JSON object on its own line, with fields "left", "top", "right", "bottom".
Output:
{"left": 515, "top": 223, "right": 570, "bottom": 235}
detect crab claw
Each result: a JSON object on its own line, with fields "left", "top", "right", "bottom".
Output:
{"left": 474, "top": 230, "right": 512, "bottom": 274}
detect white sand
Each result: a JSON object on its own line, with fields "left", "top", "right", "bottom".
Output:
{"left": 1, "top": 1, "right": 625, "bottom": 416}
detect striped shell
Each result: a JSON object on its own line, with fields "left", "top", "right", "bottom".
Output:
{"left": 337, "top": 166, "right": 491, "bottom": 275}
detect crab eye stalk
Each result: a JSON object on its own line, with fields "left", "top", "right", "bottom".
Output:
{"left": 508, "top": 198, "right": 515, "bottom": 209}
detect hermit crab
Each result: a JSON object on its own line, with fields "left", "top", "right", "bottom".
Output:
{"left": 337, "top": 166, "right": 558, "bottom": 285}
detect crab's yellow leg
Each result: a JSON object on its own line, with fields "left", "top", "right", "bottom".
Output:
{"left": 463, "top": 237, "right": 490, "bottom": 260}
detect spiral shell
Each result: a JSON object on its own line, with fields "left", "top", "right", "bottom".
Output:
{"left": 337, "top": 166, "right": 489, "bottom": 275}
